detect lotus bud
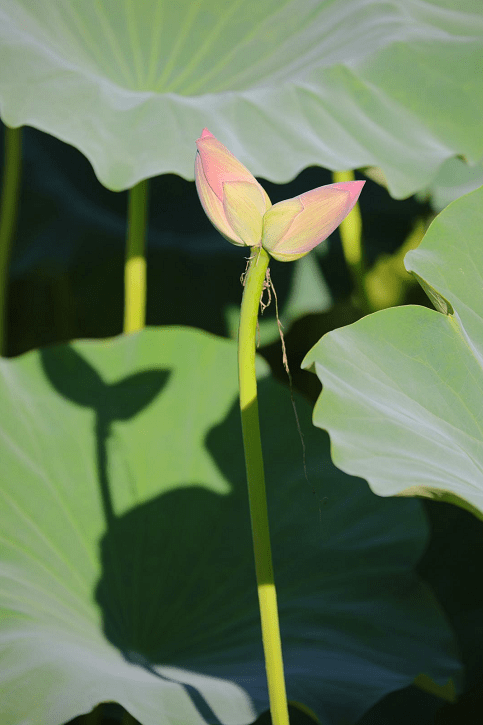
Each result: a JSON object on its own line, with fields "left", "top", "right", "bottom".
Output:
{"left": 261, "top": 181, "right": 365, "bottom": 262}
{"left": 195, "top": 130, "right": 365, "bottom": 262}
{"left": 195, "top": 128, "right": 271, "bottom": 247}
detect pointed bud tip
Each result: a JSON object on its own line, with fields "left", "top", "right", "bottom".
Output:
{"left": 200, "top": 128, "right": 214, "bottom": 140}
{"left": 332, "top": 179, "right": 366, "bottom": 190}
{"left": 331, "top": 179, "right": 366, "bottom": 201}
{"left": 196, "top": 128, "right": 216, "bottom": 151}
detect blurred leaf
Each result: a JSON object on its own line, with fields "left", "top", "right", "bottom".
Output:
{"left": 0, "top": 0, "right": 481, "bottom": 195}
{"left": 0, "top": 327, "right": 459, "bottom": 725}
{"left": 414, "top": 673, "right": 456, "bottom": 703}
{"left": 419, "top": 156, "right": 483, "bottom": 212}
{"left": 363, "top": 217, "right": 427, "bottom": 311}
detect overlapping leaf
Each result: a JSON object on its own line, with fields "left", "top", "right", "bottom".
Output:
{"left": 0, "top": 0, "right": 481, "bottom": 195}
{"left": 0, "top": 327, "right": 458, "bottom": 725}
{"left": 303, "top": 184, "right": 483, "bottom": 518}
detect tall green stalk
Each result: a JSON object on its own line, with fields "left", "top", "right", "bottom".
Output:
{"left": 0, "top": 126, "right": 22, "bottom": 356}
{"left": 332, "top": 169, "right": 368, "bottom": 311}
{"left": 124, "top": 179, "right": 149, "bottom": 333}
{"left": 238, "top": 245, "right": 290, "bottom": 725}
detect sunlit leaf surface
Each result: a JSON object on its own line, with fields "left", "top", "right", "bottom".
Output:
{"left": 303, "top": 184, "right": 483, "bottom": 518}
{"left": 0, "top": 327, "right": 458, "bottom": 725}
{"left": 0, "top": 0, "right": 481, "bottom": 194}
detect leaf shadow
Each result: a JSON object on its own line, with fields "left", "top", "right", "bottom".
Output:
{"left": 40, "top": 342, "right": 260, "bottom": 724}
{"left": 90, "top": 375, "right": 325, "bottom": 722}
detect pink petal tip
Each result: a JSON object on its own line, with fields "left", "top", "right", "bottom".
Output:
{"left": 200, "top": 128, "right": 214, "bottom": 140}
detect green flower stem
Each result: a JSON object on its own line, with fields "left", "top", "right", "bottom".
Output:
{"left": 0, "top": 126, "right": 22, "bottom": 356}
{"left": 124, "top": 179, "right": 149, "bottom": 333}
{"left": 332, "top": 170, "right": 368, "bottom": 311}
{"left": 238, "top": 245, "right": 289, "bottom": 725}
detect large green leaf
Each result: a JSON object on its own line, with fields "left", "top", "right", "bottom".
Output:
{"left": 0, "top": 327, "right": 458, "bottom": 725}
{"left": 303, "top": 184, "right": 483, "bottom": 518}
{"left": 0, "top": 0, "right": 481, "bottom": 195}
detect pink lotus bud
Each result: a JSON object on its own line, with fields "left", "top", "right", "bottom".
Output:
{"left": 195, "top": 129, "right": 271, "bottom": 247}
{"left": 261, "top": 181, "right": 365, "bottom": 262}
{"left": 195, "top": 131, "right": 365, "bottom": 262}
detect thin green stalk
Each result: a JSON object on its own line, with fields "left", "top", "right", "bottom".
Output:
{"left": 332, "top": 169, "right": 369, "bottom": 311}
{"left": 124, "top": 179, "right": 149, "bottom": 333}
{"left": 238, "top": 245, "right": 289, "bottom": 725}
{"left": 0, "top": 126, "right": 22, "bottom": 356}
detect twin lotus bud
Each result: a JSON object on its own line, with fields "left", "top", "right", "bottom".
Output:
{"left": 195, "top": 128, "right": 365, "bottom": 262}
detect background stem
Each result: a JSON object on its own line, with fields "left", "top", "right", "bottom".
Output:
{"left": 332, "top": 169, "right": 368, "bottom": 311}
{"left": 0, "top": 126, "right": 22, "bottom": 356}
{"left": 238, "top": 246, "right": 290, "bottom": 725}
{"left": 124, "top": 179, "right": 149, "bottom": 333}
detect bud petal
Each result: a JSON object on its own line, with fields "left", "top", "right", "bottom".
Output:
{"left": 223, "top": 181, "right": 267, "bottom": 246}
{"left": 262, "top": 180, "right": 365, "bottom": 262}
{"left": 195, "top": 153, "right": 244, "bottom": 244}
{"left": 195, "top": 128, "right": 271, "bottom": 247}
